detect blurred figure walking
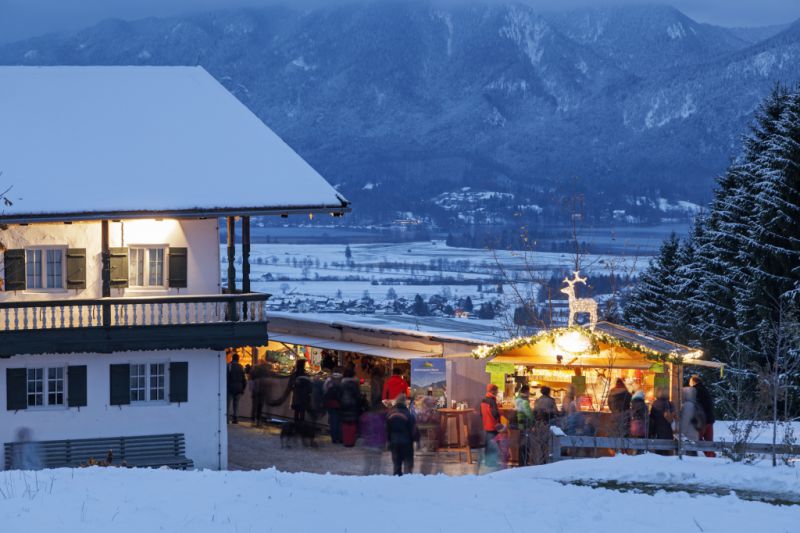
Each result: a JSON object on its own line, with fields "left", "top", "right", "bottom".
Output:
{"left": 386, "top": 394, "right": 416, "bottom": 476}
{"left": 227, "top": 352, "right": 246, "bottom": 424}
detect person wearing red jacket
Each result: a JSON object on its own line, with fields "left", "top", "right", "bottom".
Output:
{"left": 481, "top": 383, "right": 501, "bottom": 467}
{"left": 382, "top": 367, "right": 409, "bottom": 401}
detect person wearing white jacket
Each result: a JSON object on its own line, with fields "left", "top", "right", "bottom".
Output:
{"left": 680, "top": 386, "right": 705, "bottom": 444}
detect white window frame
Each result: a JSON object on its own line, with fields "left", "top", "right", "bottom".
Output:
{"left": 26, "top": 366, "right": 67, "bottom": 409}
{"left": 130, "top": 362, "right": 168, "bottom": 403}
{"left": 25, "top": 246, "right": 67, "bottom": 292}
{"left": 128, "top": 245, "right": 168, "bottom": 289}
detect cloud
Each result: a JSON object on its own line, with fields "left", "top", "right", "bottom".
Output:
{"left": 0, "top": 0, "right": 798, "bottom": 44}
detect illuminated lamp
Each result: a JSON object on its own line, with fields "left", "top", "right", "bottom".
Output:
{"left": 555, "top": 330, "right": 591, "bottom": 356}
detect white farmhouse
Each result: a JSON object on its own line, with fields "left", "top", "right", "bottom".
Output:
{"left": 0, "top": 66, "right": 348, "bottom": 470}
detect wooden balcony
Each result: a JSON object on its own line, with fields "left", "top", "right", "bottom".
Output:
{"left": 0, "top": 293, "right": 270, "bottom": 357}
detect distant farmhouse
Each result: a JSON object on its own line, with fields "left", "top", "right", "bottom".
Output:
{"left": 0, "top": 66, "right": 348, "bottom": 469}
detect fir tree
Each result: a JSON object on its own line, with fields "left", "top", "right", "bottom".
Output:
{"left": 623, "top": 233, "right": 681, "bottom": 338}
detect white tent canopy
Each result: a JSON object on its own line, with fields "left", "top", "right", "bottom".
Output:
{"left": 0, "top": 66, "right": 348, "bottom": 222}
{"left": 269, "top": 333, "right": 437, "bottom": 361}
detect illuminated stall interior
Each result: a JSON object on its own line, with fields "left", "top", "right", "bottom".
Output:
{"left": 476, "top": 322, "right": 721, "bottom": 413}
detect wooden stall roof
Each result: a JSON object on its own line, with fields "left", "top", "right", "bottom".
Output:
{"left": 481, "top": 322, "right": 722, "bottom": 370}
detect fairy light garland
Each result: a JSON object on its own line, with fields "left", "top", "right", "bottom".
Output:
{"left": 471, "top": 325, "right": 685, "bottom": 365}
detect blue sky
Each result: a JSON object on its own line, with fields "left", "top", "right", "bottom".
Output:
{"left": 1, "top": 0, "right": 799, "bottom": 43}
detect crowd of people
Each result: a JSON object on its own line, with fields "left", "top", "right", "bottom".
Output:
{"left": 226, "top": 352, "right": 421, "bottom": 475}
{"left": 480, "top": 374, "right": 717, "bottom": 466}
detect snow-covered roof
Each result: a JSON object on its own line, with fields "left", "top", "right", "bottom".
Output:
{"left": 0, "top": 66, "right": 349, "bottom": 223}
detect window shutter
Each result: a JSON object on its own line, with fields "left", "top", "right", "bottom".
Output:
{"left": 6, "top": 368, "right": 27, "bottom": 410}
{"left": 67, "top": 365, "right": 88, "bottom": 407}
{"left": 109, "top": 364, "right": 131, "bottom": 406}
{"left": 168, "top": 247, "right": 188, "bottom": 288}
{"left": 109, "top": 247, "right": 129, "bottom": 288}
{"left": 66, "top": 248, "right": 87, "bottom": 290}
{"left": 3, "top": 249, "right": 25, "bottom": 291}
{"left": 169, "top": 362, "right": 188, "bottom": 403}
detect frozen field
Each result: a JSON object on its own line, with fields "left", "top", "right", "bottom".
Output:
{"left": 230, "top": 240, "right": 648, "bottom": 302}
{"left": 1, "top": 455, "right": 795, "bottom": 533}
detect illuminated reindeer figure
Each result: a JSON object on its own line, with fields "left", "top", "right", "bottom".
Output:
{"left": 560, "top": 271, "right": 598, "bottom": 329}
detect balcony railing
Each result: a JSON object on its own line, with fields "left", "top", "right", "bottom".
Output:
{"left": 0, "top": 293, "right": 269, "bottom": 332}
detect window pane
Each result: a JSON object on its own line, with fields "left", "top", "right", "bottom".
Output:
{"left": 149, "top": 363, "right": 165, "bottom": 401}
{"left": 47, "top": 367, "right": 64, "bottom": 405}
{"left": 26, "top": 250, "right": 42, "bottom": 289}
{"left": 130, "top": 249, "right": 145, "bottom": 286}
{"left": 148, "top": 248, "right": 164, "bottom": 286}
{"left": 27, "top": 368, "right": 43, "bottom": 406}
{"left": 130, "top": 363, "right": 146, "bottom": 402}
{"left": 46, "top": 249, "right": 63, "bottom": 289}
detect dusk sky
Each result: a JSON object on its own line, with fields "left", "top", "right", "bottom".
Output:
{"left": 1, "top": 0, "right": 799, "bottom": 43}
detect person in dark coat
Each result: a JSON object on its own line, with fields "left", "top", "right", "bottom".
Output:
{"left": 607, "top": 378, "right": 632, "bottom": 437}
{"left": 289, "top": 359, "right": 312, "bottom": 423}
{"left": 227, "top": 352, "right": 247, "bottom": 424}
{"left": 648, "top": 387, "right": 675, "bottom": 455}
{"left": 339, "top": 368, "right": 362, "bottom": 447}
{"left": 690, "top": 374, "right": 716, "bottom": 457}
{"left": 324, "top": 372, "right": 343, "bottom": 443}
{"left": 385, "top": 394, "right": 416, "bottom": 476}
{"left": 250, "top": 359, "right": 270, "bottom": 426}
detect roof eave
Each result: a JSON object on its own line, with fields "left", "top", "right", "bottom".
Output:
{"left": 0, "top": 201, "right": 351, "bottom": 224}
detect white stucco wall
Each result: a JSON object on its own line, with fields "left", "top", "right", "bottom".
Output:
{"left": 0, "top": 349, "right": 227, "bottom": 470}
{"left": 0, "top": 217, "right": 220, "bottom": 301}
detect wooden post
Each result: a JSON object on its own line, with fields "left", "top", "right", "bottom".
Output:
{"left": 241, "top": 216, "right": 251, "bottom": 294}
{"left": 226, "top": 216, "right": 237, "bottom": 321}
{"left": 101, "top": 220, "right": 111, "bottom": 327}
{"left": 241, "top": 216, "right": 251, "bottom": 320}
{"left": 226, "top": 216, "right": 237, "bottom": 294}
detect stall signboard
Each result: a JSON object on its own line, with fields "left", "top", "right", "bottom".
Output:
{"left": 487, "top": 362, "right": 515, "bottom": 390}
{"left": 571, "top": 375, "right": 586, "bottom": 395}
{"left": 410, "top": 359, "right": 447, "bottom": 400}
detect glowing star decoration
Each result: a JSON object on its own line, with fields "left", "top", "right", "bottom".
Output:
{"left": 560, "top": 271, "right": 598, "bottom": 330}
{"left": 555, "top": 330, "right": 591, "bottom": 355}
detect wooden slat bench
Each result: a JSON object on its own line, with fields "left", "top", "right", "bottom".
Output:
{"left": 4, "top": 433, "right": 193, "bottom": 470}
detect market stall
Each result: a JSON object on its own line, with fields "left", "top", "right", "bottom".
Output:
{"left": 472, "top": 322, "right": 722, "bottom": 438}
{"left": 234, "top": 313, "right": 488, "bottom": 426}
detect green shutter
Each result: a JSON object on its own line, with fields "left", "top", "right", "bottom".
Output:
{"left": 67, "top": 365, "right": 88, "bottom": 407}
{"left": 169, "top": 362, "right": 188, "bottom": 403}
{"left": 109, "top": 247, "right": 128, "bottom": 288}
{"left": 66, "top": 248, "right": 87, "bottom": 290}
{"left": 168, "top": 247, "right": 188, "bottom": 288}
{"left": 3, "top": 249, "right": 25, "bottom": 291}
{"left": 109, "top": 364, "right": 131, "bottom": 406}
{"left": 6, "top": 368, "right": 27, "bottom": 410}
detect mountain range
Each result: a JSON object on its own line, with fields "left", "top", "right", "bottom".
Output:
{"left": 1, "top": 2, "right": 799, "bottom": 229}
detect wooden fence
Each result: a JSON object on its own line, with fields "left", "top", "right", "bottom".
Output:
{"left": 550, "top": 431, "right": 800, "bottom": 462}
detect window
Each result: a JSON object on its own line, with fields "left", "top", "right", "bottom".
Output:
{"left": 26, "top": 367, "right": 65, "bottom": 407}
{"left": 129, "top": 247, "right": 166, "bottom": 287}
{"left": 130, "top": 363, "right": 166, "bottom": 402}
{"left": 25, "top": 248, "right": 65, "bottom": 290}
{"left": 149, "top": 363, "right": 165, "bottom": 401}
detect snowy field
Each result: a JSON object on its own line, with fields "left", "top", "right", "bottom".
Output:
{"left": 233, "top": 240, "right": 648, "bottom": 301}
{"left": 1, "top": 455, "right": 796, "bottom": 533}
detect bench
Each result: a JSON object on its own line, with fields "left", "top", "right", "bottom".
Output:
{"left": 4, "top": 433, "right": 193, "bottom": 470}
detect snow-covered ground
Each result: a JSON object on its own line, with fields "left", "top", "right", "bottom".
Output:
{"left": 1, "top": 455, "right": 796, "bottom": 533}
